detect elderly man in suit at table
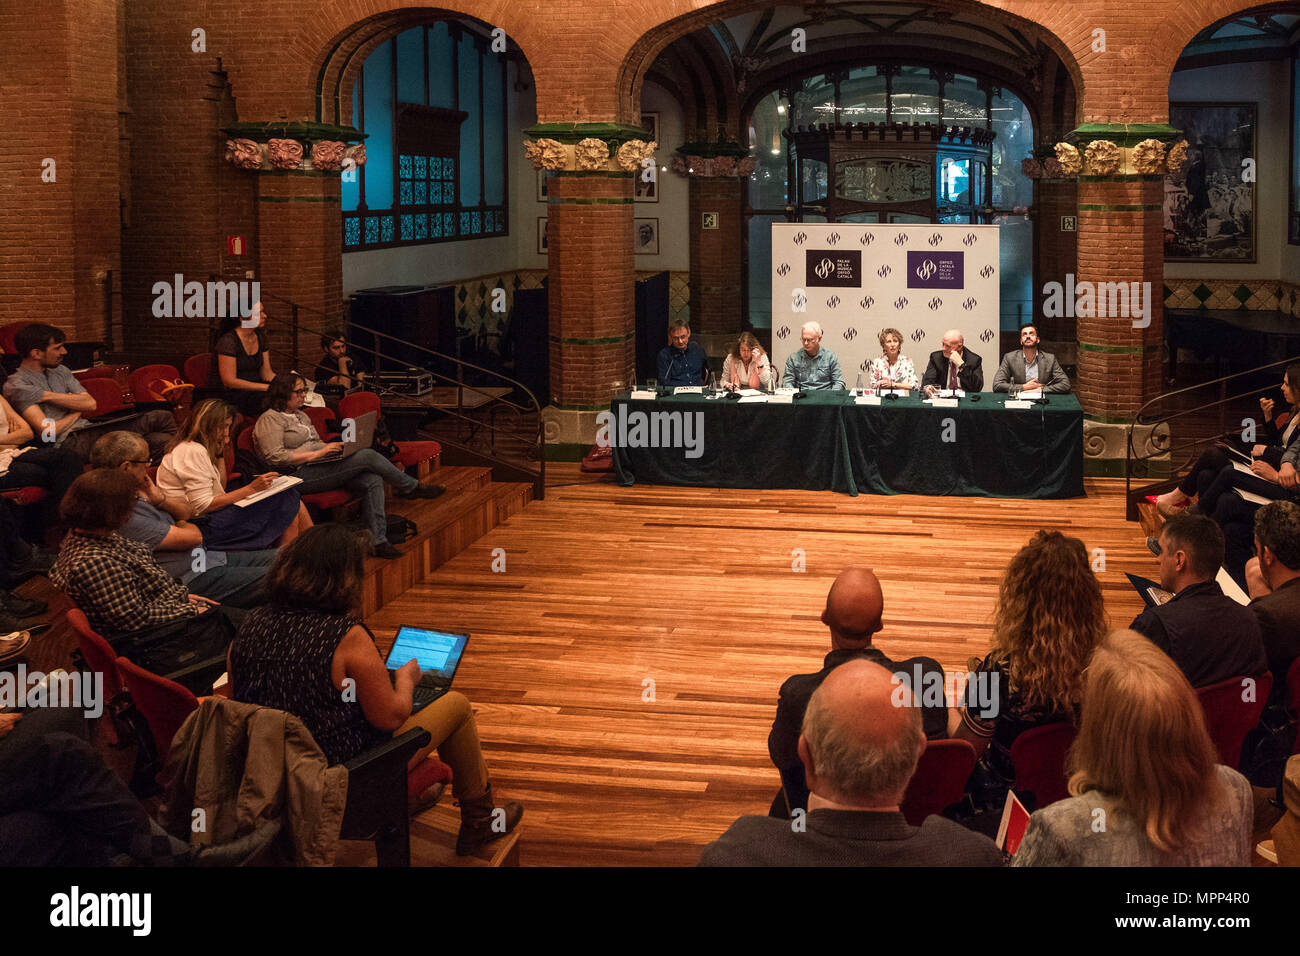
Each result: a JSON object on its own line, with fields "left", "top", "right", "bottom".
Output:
{"left": 699, "top": 659, "right": 1004, "bottom": 867}
{"left": 921, "top": 329, "right": 983, "bottom": 397}
{"left": 992, "top": 325, "right": 1071, "bottom": 394}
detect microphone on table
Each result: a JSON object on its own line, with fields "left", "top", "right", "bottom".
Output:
{"left": 791, "top": 366, "right": 805, "bottom": 400}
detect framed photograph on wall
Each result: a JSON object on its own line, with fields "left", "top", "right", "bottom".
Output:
{"left": 636, "top": 112, "right": 660, "bottom": 203}
{"left": 537, "top": 169, "right": 549, "bottom": 202}
{"left": 537, "top": 217, "right": 548, "bottom": 255}
{"left": 633, "top": 218, "right": 659, "bottom": 256}
{"left": 1164, "top": 103, "right": 1256, "bottom": 262}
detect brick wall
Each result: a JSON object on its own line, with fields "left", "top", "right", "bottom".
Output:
{"left": 689, "top": 177, "right": 743, "bottom": 335}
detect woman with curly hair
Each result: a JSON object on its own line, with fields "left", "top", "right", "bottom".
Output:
{"left": 1014, "top": 629, "right": 1251, "bottom": 865}
{"left": 950, "top": 530, "right": 1107, "bottom": 813}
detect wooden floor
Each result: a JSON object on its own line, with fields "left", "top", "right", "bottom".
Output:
{"left": 365, "top": 466, "right": 1152, "bottom": 866}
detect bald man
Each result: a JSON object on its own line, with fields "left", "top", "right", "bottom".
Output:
{"left": 921, "top": 329, "right": 983, "bottom": 396}
{"left": 767, "top": 567, "right": 948, "bottom": 815}
{"left": 702, "top": 660, "right": 1003, "bottom": 866}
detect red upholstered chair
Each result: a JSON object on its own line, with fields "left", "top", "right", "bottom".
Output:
{"left": 183, "top": 353, "right": 213, "bottom": 389}
{"left": 81, "top": 376, "right": 133, "bottom": 420}
{"left": 238, "top": 416, "right": 354, "bottom": 511}
{"left": 116, "top": 655, "right": 200, "bottom": 773}
{"left": 900, "top": 738, "right": 978, "bottom": 825}
{"left": 1009, "top": 721, "right": 1077, "bottom": 810}
{"left": 304, "top": 405, "right": 339, "bottom": 441}
{"left": 68, "top": 609, "right": 130, "bottom": 747}
{"left": 73, "top": 366, "right": 118, "bottom": 381}
{"left": 1196, "top": 673, "right": 1272, "bottom": 769}
{"left": 0, "top": 487, "right": 47, "bottom": 507}
{"left": 129, "top": 364, "right": 181, "bottom": 403}
{"left": 0, "top": 322, "right": 32, "bottom": 356}
{"left": 407, "top": 755, "right": 453, "bottom": 801}
{"left": 338, "top": 390, "right": 441, "bottom": 471}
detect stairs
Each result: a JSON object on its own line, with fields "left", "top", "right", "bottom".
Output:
{"left": 360, "top": 465, "right": 534, "bottom": 616}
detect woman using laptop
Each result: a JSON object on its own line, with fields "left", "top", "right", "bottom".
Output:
{"left": 227, "top": 524, "right": 523, "bottom": 855}
{"left": 157, "top": 398, "right": 311, "bottom": 550}
{"left": 252, "top": 372, "right": 443, "bottom": 559}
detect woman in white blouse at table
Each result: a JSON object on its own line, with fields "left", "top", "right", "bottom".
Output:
{"left": 867, "top": 327, "right": 918, "bottom": 392}
{"left": 721, "top": 332, "right": 773, "bottom": 391}
{"left": 157, "top": 398, "right": 311, "bottom": 551}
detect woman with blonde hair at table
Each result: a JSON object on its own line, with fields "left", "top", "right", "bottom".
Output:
{"left": 721, "top": 332, "right": 773, "bottom": 390}
{"left": 867, "top": 327, "right": 917, "bottom": 392}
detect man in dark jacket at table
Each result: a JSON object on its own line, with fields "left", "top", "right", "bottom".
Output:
{"left": 656, "top": 318, "right": 709, "bottom": 388}
{"left": 992, "top": 325, "right": 1071, "bottom": 394}
{"left": 921, "top": 329, "right": 983, "bottom": 396}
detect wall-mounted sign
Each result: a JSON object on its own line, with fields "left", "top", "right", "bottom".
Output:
{"left": 228, "top": 235, "right": 248, "bottom": 255}
{"left": 1060, "top": 216, "right": 1076, "bottom": 233}
{"left": 702, "top": 212, "right": 719, "bottom": 230}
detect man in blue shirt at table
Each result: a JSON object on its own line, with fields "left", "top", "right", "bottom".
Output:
{"left": 783, "top": 322, "right": 845, "bottom": 390}
{"left": 657, "top": 318, "right": 709, "bottom": 388}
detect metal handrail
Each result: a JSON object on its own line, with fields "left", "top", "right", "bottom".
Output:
{"left": 1125, "top": 354, "right": 1299, "bottom": 516}
{"left": 235, "top": 289, "right": 546, "bottom": 497}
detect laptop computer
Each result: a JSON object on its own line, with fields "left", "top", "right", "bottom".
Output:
{"left": 384, "top": 626, "right": 470, "bottom": 712}
{"left": 315, "top": 410, "right": 378, "bottom": 461}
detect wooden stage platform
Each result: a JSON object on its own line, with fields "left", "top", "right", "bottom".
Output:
{"left": 360, "top": 467, "right": 1150, "bottom": 866}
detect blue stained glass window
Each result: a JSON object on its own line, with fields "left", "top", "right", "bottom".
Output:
{"left": 443, "top": 212, "right": 454, "bottom": 235}
{"left": 414, "top": 182, "right": 427, "bottom": 205}
{"left": 381, "top": 217, "right": 394, "bottom": 242}
{"left": 430, "top": 213, "right": 442, "bottom": 237}
{"left": 399, "top": 182, "right": 413, "bottom": 206}
{"left": 364, "top": 217, "right": 380, "bottom": 244}
{"left": 400, "top": 215, "right": 413, "bottom": 240}
{"left": 414, "top": 214, "right": 428, "bottom": 240}
{"left": 460, "top": 212, "right": 471, "bottom": 235}
{"left": 472, "top": 211, "right": 481, "bottom": 234}
{"left": 429, "top": 157, "right": 441, "bottom": 179}
{"left": 344, "top": 218, "right": 360, "bottom": 246}
{"left": 414, "top": 156, "right": 427, "bottom": 179}
{"left": 443, "top": 182, "right": 455, "bottom": 204}
{"left": 444, "top": 158, "right": 454, "bottom": 177}
{"left": 399, "top": 155, "right": 412, "bottom": 179}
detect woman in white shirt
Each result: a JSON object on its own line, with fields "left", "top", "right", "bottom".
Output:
{"left": 721, "top": 333, "right": 773, "bottom": 391}
{"left": 867, "top": 328, "right": 917, "bottom": 392}
{"left": 157, "top": 399, "right": 311, "bottom": 550}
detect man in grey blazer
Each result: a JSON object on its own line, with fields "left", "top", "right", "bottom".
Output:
{"left": 699, "top": 660, "right": 1004, "bottom": 867}
{"left": 992, "top": 325, "right": 1071, "bottom": 393}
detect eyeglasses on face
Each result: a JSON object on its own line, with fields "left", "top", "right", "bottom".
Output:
{"left": 291, "top": 388, "right": 308, "bottom": 395}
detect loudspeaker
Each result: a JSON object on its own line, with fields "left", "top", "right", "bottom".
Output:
{"left": 348, "top": 285, "right": 454, "bottom": 375}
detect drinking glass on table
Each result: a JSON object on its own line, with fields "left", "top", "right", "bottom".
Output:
{"left": 646, "top": 377, "right": 658, "bottom": 394}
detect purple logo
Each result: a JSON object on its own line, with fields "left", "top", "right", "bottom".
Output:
{"left": 928, "top": 297, "right": 942, "bottom": 310}
{"left": 827, "top": 295, "right": 841, "bottom": 308}
{"left": 776, "top": 262, "right": 791, "bottom": 277}
{"left": 980, "top": 264, "right": 996, "bottom": 278}
{"left": 777, "top": 326, "right": 790, "bottom": 339}
{"left": 793, "top": 231, "right": 808, "bottom": 245}
{"left": 963, "top": 233, "right": 978, "bottom": 246}
{"left": 860, "top": 296, "right": 874, "bottom": 309}
{"left": 860, "top": 233, "right": 875, "bottom": 246}
{"left": 962, "top": 297, "right": 978, "bottom": 310}
{"left": 907, "top": 251, "right": 964, "bottom": 290}
{"left": 877, "top": 264, "right": 891, "bottom": 278}
{"left": 894, "top": 296, "right": 909, "bottom": 310}
{"left": 805, "top": 250, "right": 861, "bottom": 288}
{"left": 827, "top": 232, "right": 841, "bottom": 245}
{"left": 911, "top": 329, "right": 925, "bottom": 342}
{"left": 980, "top": 329, "right": 995, "bottom": 343}
{"left": 894, "top": 233, "right": 908, "bottom": 246}
{"left": 843, "top": 327, "right": 857, "bottom": 340}
{"left": 928, "top": 232, "right": 942, "bottom": 246}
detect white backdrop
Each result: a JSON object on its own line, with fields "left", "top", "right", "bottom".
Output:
{"left": 770, "top": 223, "right": 1001, "bottom": 389}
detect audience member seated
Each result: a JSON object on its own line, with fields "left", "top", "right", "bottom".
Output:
{"left": 721, "top": 332, "right": 772, "bottom": 391}
{"left": 253, "top": 372, "right": 443, "bottom": 560}
{"left": 783, "top": 321, "right": 845, "bottom": 390}
{"left": 921, "top": 329, "right": 983, "bottom": 396}
{"left": 91, "top": 431, "right": 277, "bottom": 609}
{"left": 769, "top": 566, "right": 947, "bottom": 814}
{"left": 867, "top": 327, "right": 918, "bottom": 392}
{"left": 213, "top": 304, "right": 276, "bottom": 417}
{"left": 2, "top": 323, "right": 175, "bottom": 461}
{"left": 49, "top": 469, "right": 246, "bottom": 642}
{"left": 1131, "top": 514, "right": 1266, "bottom": 687}
{"left": 951, "top": 530, "right": 1105, "bottom": 814}
{"left": 1153, "top": 365, "right": 1300, "bottom": 517}
{"left": 0, "top": 497, "right": 52, "bottom": 629}
{"left": 0, "top": 392, "right": 80, "bottom": 523}
{"left": 313, "top": 330, "right": 366, "bottom": 392}
{"left": 701, "top": 660, "right": 1003, "bottom": 866}
{"left": 656, "top": 317, "right": 709, "bottom": 389}
{"left": 1244, "top": 501, "right": 1300, "bottom": 704}
{"left": 1013, "top": 629, "right": 1253, "bottom": 866}
{"left": 158, "top": 398, "right": 310, "bottom": 550}
{"left": 227, "top": 524, "right": 523, "bottom": 855}
{"left": 0, "top": 706, "right": 270, "bottom": 866}
{"left": 991, "top": 325, "right": 1070, "bottom": 394}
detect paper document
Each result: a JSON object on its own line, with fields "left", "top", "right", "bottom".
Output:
{"left": 1018, "top": 389, "right": 1043, "bottom": 399}
{"left": 1234, "top": 487, "right": 1274, "bottom": 507}
{"left": 1231, "top": 460, "right": 1255, "bottom": 477}
{"left": 927, "top": 398, "right": 959, "bottom": 408}
{"left": 630, "top": 390, "right": 657, "bottom": 401}
{"left": 855, "top": 396, "right": 881, "bottom": 406}
{"left": 737, "top": 388, "right": 763, "bottom": 397}
{"left": 673, "top": 386, "right": 703, "bottom": 395}
{"left": 737, "top": 395, "right": 768, "bottom": 404}
{"left": 1004, "top": 400, "right": 1033, "bottom": 410}
{"left": 1216, "top": 567, "right": 1250, "bottom": 605}
{"left": 235, "top": 475, "right": 303, "bottom": 508}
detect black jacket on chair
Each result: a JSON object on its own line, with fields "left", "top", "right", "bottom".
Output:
{"left": 921, "top": 348, "right": 984, "bottom": 392}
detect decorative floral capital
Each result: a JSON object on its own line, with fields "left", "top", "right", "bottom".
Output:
{"left": 524, "top": 138, "right": 567, "bottom": 170}
{"left": 343, "top": 143, "right": 367, "bottom": 167}
{"left": 1042, "top": 157, "right": 1063, "bottom": 179}
{"left": 1083, "top": 139, "right": 1121, "bottom": 175}
{"left": 670, "top": 152, "right": 756, "bottom": 178}
{"left": 615, "top": 139, "right": 656, "bottom": 172}
{"left": 1054, "top": 142, "right": 1082, "bottom": 176}
{"left": 1166, "top": 140, "right": 1189, "bottom": 174}
{"left": 311, "top": 140, "right": 347, "bottom": 172}
{"left": 267, "top": 138, "right": 304, "bottom": 170}
{"left": 224, "top": 138, "right": 264, "bottom": 170}
{"left": 574, "top": 137, "right": 611, "bottom": 171}
{"left": 1130, "top": 138, "right": 1166, "bottom": 175}
{"left": 1020, "top": 157, "right": 1043, "bottom": 179}
{"left": 737, "top": 157, "right": 756, "bottom": 176}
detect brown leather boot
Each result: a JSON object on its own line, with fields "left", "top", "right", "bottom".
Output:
{"left": 455, "top": 783, "right": 523, "bottom": 856}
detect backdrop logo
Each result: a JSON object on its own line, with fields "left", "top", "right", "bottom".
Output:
{"left": 980, "top": 328, "right": 995, "bottom": 343}
{"left": 826, "top": 295, "right": 841, "bottom": 308}
{"left": 843, "top": 327, "right": 857, "bottom": 340}
{"left": 907, "top": 250, "right": 964, "bottom": 289}
{"left": 792, "top": 289, "right": 808, "bottom": 311}
{"left": 894, "top": 233, "right": 908, "bottom": 246}
{"left": 805, "top": 250, "right": 861, "bottom": 287}
{"left": 963, "top": 232, "right": 978, "bottom": 246}
{"left": 911, "top": 329, "right": 925, "bottom": 342}
{"left": 928, "top": 232, "right": 943, "bottom": 246}
{"left": 776, "top": 262, "right": 791, "bottom": 277}
{"left": 777, "top": 326, "right": 791, "bottom": 339}
{"left": 827, "top": 232, "right": 841, "bottom": 245}
{"left": 859, "top": 359, "right": 872, "bottom": 371}
{"left": 877, "top": 264, "right": 892, "bottom": 278}
{"left": 793, "top": 231, "right": 808, "bottom": 245}
{"left": 927, "top": 297, "right": 942, "bottom": 310}
{"left": 860, "top": 233, "right": 875, "bottom": 246}
{"left": 859, "top": 295, "right": 875, "bottom": 309}
{"left": 962, "top": 297, "right": 978, "bottom": 310}
{"left": 980, "top": 264, "right": 996, "bottom": 278}
{"left": 894, "top": 296, "right": 909, "bottom": 310}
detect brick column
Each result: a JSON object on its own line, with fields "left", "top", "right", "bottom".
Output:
{"left": 688, "top": 176, "right": 743, "bottom": 336}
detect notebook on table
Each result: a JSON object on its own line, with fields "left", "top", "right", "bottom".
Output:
{"left": 234, "top": 474, "right": 302, "bottom": 507}
{"left": 314, "top": 410, "right": 378, "bottom": 461}
{"left": 384, "top": 626, "right": 470, "bottom": 713}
